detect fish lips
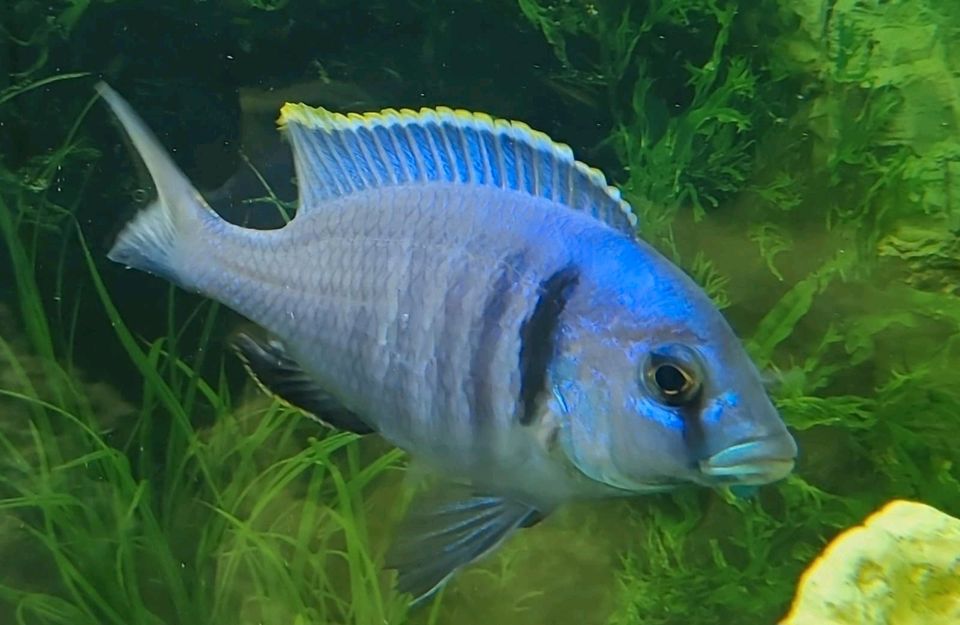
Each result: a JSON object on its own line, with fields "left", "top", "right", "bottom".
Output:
{"left": 697, "top": 436, "right": 797, "bottom": 486}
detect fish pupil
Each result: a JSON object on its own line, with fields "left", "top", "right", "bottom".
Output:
{"left": 655, "top": 364, "right": 689, "bottom": 395}
{"left": 643, "top": 344, "right": 703, "bottom": 406}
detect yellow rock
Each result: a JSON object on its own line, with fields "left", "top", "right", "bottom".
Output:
{"left": 780, "top": 499, "right": 960, "bottom": 625}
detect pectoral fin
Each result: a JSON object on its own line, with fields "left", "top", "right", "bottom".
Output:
{"left": 229, "top": 330, "right": 374, "bottom": 434}
{"left": 386, "top": 485, "right": 543, "bottom": 605}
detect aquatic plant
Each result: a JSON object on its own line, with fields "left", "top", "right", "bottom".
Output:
{"left": 0, "top": 76, "right": 410, "bottom": 623}
{"left": 2, "top": 1, "right": 959, "bottom": 624}
{"left": 519, "top": 0, "right": 782, "bottom": 242}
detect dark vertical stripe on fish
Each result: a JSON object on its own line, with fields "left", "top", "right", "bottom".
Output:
{"left": 518, "top": 266, "right": 580, "bottom": 426}
{"left": 469, "top": 252, "right": 525, "bottom": 427}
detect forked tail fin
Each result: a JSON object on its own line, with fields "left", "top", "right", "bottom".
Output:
{"left": 97, "top": 82, "right": 224, "bottom": 289}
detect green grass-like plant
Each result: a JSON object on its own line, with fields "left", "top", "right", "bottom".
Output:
{"left": 0, "top": 79, "right": 409, "bottom": 624}
{"left": 3, "top": 1, "right": 960, "bottom": 624}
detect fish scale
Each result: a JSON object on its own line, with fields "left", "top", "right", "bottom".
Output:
{"left": 182, "top": 187, "right": 556, "bottom": 466}
{"left": 212, "top": 201, "right": 564, "bottom": 465}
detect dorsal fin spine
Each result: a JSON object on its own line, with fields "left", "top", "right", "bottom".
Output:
{"left": 401, "top": 123, "right": 428, "bottom": 182}
{"left": 470, "top": 125, "right": 487, "bottom": 184}
{"left": 424, "top": 122, "right": 446, "bottom": 182}
{"left": 397, "top": 125, "right": 417, "bottom": 182}
{"left": 554, "top": 155, "right": 566, "bottom": 205}
{"left": 425, "top": 119, "right": 453, "bottom": 183}
{"left": 321, "top": 132, "right": 352, "bottom": 194}
{"left": 331, "top": 130, "right": 362, "bottom": 192}
{"left": 456, "top": 122, "right": 473, "bottom": 184}
{"left": 311, "top": 133, "right": 342, "bottom": 196}
{"left": 484, "top": 127, "right": 503, "bottom": 188}
{"left": 496, "top": 122, "right": 518, "bottom": 190}
{"left": 535, "top": 147, "right": 547, "bottom": 198}
{"left": 358, "top": 125, "right": 388, "bottom": 186}
{"left": 548, "top": 144, "right": 563, "bottom": 201}
{"left": 471, "top": 114, "right": 494, "bottom": 186}
{"left": 345, "top": 114, "right": 380, "bottom": 189}
{"left": 388, "top": 110, "right": 419, "bottom": 181}
{"left": 340, "top": 129, "right": 371, "bottom": 191}
{"left": 374, "top": 124, "right": 403, "bottom": 185}
{"left": 465, "top": 125, "right": 481, "bottom": 184}
{"left": 518, "top": 136, "right": 534, "bottom": 195}
{"left": 404, "top": 123, "right": 433, "bottom": 181}
{"left": 441, "top": 115, "right": 468, "bottom": 184}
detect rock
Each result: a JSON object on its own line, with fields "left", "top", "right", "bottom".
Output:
{"left": 781, "top": 499, "right": 960, "bottom": 625}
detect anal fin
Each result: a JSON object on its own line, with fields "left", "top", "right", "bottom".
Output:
{"left": 386, "top": 484, "right": 543, "bottom": 606}
{"left": 229, "top": 331, "right": 374, "bottom": 434}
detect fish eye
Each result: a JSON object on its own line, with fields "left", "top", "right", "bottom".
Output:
{"left": 643, "top": 344, "right": 702, "bottom": 406}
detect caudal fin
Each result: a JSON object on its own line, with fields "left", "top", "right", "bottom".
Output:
{"left": 97, "top": 82, "right": 223, "bottom": 288}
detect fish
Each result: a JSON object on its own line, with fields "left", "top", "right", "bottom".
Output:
{"left": 96, "top": 82, "right": 798, "bottom": 605}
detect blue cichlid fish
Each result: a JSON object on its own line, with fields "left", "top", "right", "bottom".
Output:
{"left": 97, "top": 82, "right": 797, "bottom": 604}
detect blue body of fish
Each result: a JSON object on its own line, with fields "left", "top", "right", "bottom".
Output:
{"left": 97, "top": 83, "right": 797, "bottom": 604}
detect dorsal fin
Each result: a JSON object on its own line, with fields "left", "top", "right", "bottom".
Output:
{"left": 278, "top": 103, "right": 638, "bottom": 236}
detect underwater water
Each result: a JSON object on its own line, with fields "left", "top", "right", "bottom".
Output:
{"left": 2, "top": 1, "right": 959, "bottom": 624}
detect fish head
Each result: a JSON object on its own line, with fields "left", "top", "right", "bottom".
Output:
{"left": 550, "top": 251, "right": 797, "bottom": 495}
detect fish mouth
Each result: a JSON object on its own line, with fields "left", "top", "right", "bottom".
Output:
{"left": 698, "top": 437, "right": 796, "bottom": 485}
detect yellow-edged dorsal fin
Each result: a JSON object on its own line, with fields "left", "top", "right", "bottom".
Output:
{"left": 278, "top": 104, "right": 638, "bottom": 235}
